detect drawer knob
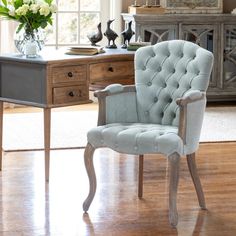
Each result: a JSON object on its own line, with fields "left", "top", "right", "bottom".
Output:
{"left": 68, "top": 91, "right": 75, "bottom": 97}
{"left": 108, "top": 67, "right": 114, "bottom": 72}
{"left": 68, "top": 72, "right": 73, "bottom": 78}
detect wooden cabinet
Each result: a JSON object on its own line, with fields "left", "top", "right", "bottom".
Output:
{"left": 122, "top": 13, "right": 236, "bottom": 101}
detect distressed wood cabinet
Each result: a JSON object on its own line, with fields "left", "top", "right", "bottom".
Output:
{"left": 122, "top": 13, "right": 236, "bottom": 101}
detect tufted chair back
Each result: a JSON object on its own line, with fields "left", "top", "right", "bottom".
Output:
{"left": 135, "top": 40, "right": 212, "bottom": 126}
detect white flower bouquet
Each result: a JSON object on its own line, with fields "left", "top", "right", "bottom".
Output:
{"left": 0, "top": 0, "right": 57, "bottom": 34}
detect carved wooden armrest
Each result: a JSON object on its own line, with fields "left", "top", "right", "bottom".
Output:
{"left": 94, "top": 84, "right": 136, "bottom": 99}
{"left": 176, "top": 91, "right": 205, "bottom": 106}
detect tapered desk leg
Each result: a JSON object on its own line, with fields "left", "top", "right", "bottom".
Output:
{"left": 44, "top": 108, "right": 51, "bottom": 182}
{"left": 0, "top": 101, "right": 3, "bottom": 171}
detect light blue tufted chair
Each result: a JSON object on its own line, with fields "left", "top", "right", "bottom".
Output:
{"left": 83, "top": 40, "right": 214, "bottom": 227}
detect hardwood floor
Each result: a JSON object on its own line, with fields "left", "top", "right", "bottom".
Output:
{"left": 0, "top": 142, "right": 236, "bottom": 235}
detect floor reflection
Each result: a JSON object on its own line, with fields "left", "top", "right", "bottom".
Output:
{"left": 1, "top": 143, "right": 236, "bottom": 235}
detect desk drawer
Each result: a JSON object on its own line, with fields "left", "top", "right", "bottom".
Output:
{"left": 53, "top": 85, "right": 88, "bottom": 104}
{"left": 52, "top": 65, "right": 86, "bottom": 84}
{"left": 89, "top": 61, "right": 134, "bottom": 82}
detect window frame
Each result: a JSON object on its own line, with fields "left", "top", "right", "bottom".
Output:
{"left": 46, "top": 0, "right": 110, "bottom": 48}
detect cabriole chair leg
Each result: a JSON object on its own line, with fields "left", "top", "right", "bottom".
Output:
{"left": 83, "top": 143, "right": 96, "bottom": 212}
{"left": 187, "top": 153, "right": 206, "bottom": 209}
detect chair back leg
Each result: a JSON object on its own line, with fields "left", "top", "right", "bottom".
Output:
{"left": 168, "top": 152, "right": 180, "bottom": 227}
{"left": 138, "top": 155, "right": 144, "bottom": 198}
{"left": 83, "top": 143, "right": 97, "bottom": 212}
{"left": 187, "top": 153, "right": 206, "bottom": 209}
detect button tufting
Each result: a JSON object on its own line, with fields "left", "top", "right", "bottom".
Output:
{"left": 177, "top": 83, "right": 179, "bottom": 88}
{"left": 161, "top": 112, "right": 164, "bottom": 117}
{"left": 147, "top": 81, "right": 152, "bottom": 86}
{"left": 154, "top": 97, "right": 158, "bottom": 103}
{"left": 185, "top": 69, "right": 188, "bottom": 74}
{"left": 172, "top": 69, "right": 175, "bottom": 73}
{"left": 157, "top": 67, "right": 161, "bottom": 72}
{"left": 169, "top": 98, "right": 173, "bottom": 103}
{"left": 145, "top": 111, "right": 149, "bottom": 115}
{"left": 143, "top": 66, "right": 146, "bottom": 70}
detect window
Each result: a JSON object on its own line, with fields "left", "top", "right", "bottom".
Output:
{"left": 45, "top": 0, "right": 110, "bottom": 48}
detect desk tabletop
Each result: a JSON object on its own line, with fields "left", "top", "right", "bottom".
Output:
{"left": 0, "top": 47, "right": 135, "bottom": 65}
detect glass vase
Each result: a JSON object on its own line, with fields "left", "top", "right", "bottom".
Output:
{"left": 14, "top": 27, "right": 45, "bottom": 57}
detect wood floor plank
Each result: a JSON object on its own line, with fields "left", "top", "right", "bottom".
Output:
{"left": 0, "top": 143, "right": 236, "bottom": 235}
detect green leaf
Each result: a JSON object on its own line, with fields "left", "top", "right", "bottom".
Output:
{"left": 40, "top": 21, "right": 47, "bottom": 28}
{"left": 48, "top": 18, "right": 52, "bottom": 25}
{"left": 0, "top": 5, "right": 9, "bottom": 14}
{"left": 14, "top": 0, "right": 23, "bottom": 9}
{"left": 44, "top": 0, "right": 53, "bottom": 4}
{"left": 16, "top": 23, "right": 25, "bottom": 33}
{"left": 2, "top": 0, "right": 7, "bottom": 7}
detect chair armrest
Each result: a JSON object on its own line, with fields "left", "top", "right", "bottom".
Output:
{"left": 94, "top": 84, "right": 138, "bottom": 125}
{"left": 176, "top": 90, "right": 205, "bottom": 106}
{"left": 176, "top": 90, "right": 206, "bottom": 154}
{"left": 94, "top": 84, "right": 136, "bottom": 98}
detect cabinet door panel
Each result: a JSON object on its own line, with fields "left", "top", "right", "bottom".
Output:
{"left": 141, "top": 25, "right": 178, "bottom": 44}
{"left": 223, "top": 26, "right": 236, "bottom": 90}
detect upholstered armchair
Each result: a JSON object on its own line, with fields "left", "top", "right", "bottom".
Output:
{"left": 83, "top": 40, "right": 214, "bottom": 226}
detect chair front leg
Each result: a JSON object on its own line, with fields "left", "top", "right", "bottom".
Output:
{"left": 83, "top": 143, "right": 96, "bottom": 212}
{"left": 138, "top": 155, "right": 144, "bottom": 198}
{"left": 187, "top": 153, "right": 206, "bottom": 209}
{"left": 168, "top": 152, "right": 180, "bottom": 227}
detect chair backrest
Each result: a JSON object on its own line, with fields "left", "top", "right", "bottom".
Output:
{"left": 135, "top": 40, "right": 214, "bottom": 126}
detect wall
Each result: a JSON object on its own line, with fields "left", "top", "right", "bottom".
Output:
{"left": 122, "top": 0, "right": 236, "bottom": 13}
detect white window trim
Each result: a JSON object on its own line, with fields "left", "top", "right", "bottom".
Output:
{"left": 48, "top": 0, "right": 111, "bottom": 48}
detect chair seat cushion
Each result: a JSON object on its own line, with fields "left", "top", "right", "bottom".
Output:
{"left": 87, "top": 123, "right": 183, "bottom": 156}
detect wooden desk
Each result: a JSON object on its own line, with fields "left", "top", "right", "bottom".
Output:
{"left": 0, "top": 48, "right": 134, "bottom": 181}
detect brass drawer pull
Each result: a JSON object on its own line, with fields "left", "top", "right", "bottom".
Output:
{"left": 108, "top": 67, "right": 114, "bottom": 72}
{"left": 68, "top": 72, "right": 73, "bottom": 78}
{"left": 68, "top": 91, "right": 75, "bottom": 97}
